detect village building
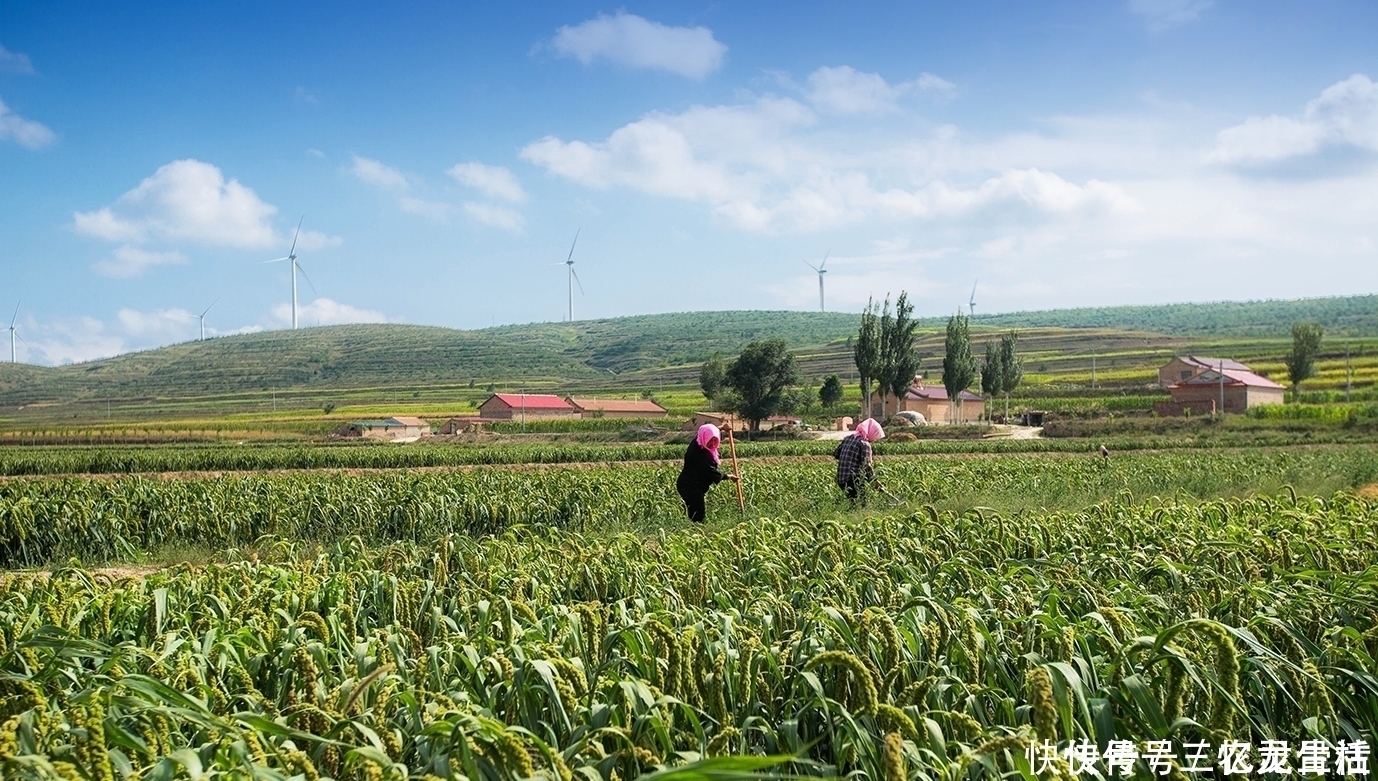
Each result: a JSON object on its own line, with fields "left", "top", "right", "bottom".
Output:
{"left": 438, "top": 416, "right": 483, "bottom": 435}
{"left": 870, "top": 381, "right": 985, "bottom": 424}
{"left": 477, "top": 393, "right": 577, "bottom": 420}
{"left": 1157, "top": 356, "right": 1251, "bottom": 387}
{"left": 565, "top": 397, "right": 668, "bottom": 419}
{"left": 341, "top": 416, "right": 431, "bottom": 441}
{"left": 1155, "top": 368, "right": 1286, "bottom": 415}
{"left": 682, "top": 411, "right": 800, "bottom": 432}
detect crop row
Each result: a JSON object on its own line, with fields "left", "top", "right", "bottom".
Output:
{"left": 2, "top": 490, "right": 1377, "bottom": 779}
{"left": 4, "top": 449, "right": 1377, "bottom": 567}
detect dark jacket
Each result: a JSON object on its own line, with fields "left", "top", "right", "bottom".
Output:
{"left": 676, "top": 440, "right": 727, "bottom": 495}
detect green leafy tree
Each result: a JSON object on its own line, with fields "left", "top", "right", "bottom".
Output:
{"left": 885, "top": 292, "right": 921, "bottom": 407}
{"left": 980, "top": 342, "right": 1001, "bottom": 420}
{"left": 819, "top": 374, "right": 845, "bottom": 408}
{"left": 853, "top": 299, "right": 881, "bottom": 419}
{"left": 700, "top": 352, "right": 726, "bottom": 401}
{"left": 998, "top": 330, "right": 1024, "bottom": 421}
{"left": 726, "top": 339, "right": 800, "bottom": 431}
{"left": 1285, "top": 322, "right": 1324, "bottom": 401}
{"left": 875, "top": 296, "right": 895, "bottom": 416}
{"left": 942, "top": 313, "right": 977, "bottom": 424}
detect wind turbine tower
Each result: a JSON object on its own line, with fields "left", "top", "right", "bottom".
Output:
{"left": 263, "top": 218, "right": 306, "bottom": 330}
{"left": 968, "top": 280, "right": 978, "bottom": 317}
{"left": 197, "top": 297, "right": 219, "bottom": 341}
{"left": 555, "top": 229, "right": 584, "bottom": 322}
{"left": 7, "top": 302, "right": 18, "bottom": 363}
{"left": 804, "top": 251, "right": 830, "bottom": 312}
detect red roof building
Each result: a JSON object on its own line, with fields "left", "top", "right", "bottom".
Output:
{"left": 478, "top": 393, "right": 577, "bottom": 420}
{"left": 1156, "top": 368, "right": 1286, "bottom": 415}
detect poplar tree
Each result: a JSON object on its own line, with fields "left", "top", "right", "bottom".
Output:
{"left": 942, "top": 313, "right": 977, "bottom": 424}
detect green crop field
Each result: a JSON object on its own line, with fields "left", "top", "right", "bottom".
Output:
{"left": 2, "top": 443, "right": 1378, "bottom": 779}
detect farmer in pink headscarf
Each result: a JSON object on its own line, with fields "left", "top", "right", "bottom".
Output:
{"left": 834, "top": 418, "right": 885, "bottom": 504}
{"left": 676, "top": 423, "right": 739, "bottom": 524}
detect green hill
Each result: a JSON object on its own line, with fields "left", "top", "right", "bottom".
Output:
{"left": 0, "top": 296, "right": 1373, "bottom": 408}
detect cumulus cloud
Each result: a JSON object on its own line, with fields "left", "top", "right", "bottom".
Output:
{"left": 0, "top": 96, "right": 55, "bottom": 149}
{"left": 1128, "top": 0, "right": 1213, "bottom": 30}
{"left": 72, "top": 159, "right": 335, "bottom": 251}
{"left": 806, "top": 66, "right": 955, "bottom": 115}
{"left": 347, "top": 155, "right": 409, "bottom": 191}
{"left": 551, "top": 12, "right": 726, "bottom": 80}
{"left": 0, "top": 44, "right": 34, "bottom": 74}
{"left": 521, "top": 95, "right": 1135, "bottom": 233}
{"left": 447, "top": 162, "right": 527, "bottom": 202}
{"left": 1206, "top": 74, "right": 1378, "bottom": 166}
{"left": 92, "top": 246, "right": 189, "bottom": 278}
{"left": 272, "top": 297, "right": 386, "bottom": 327}
{"left": 462, "top": 202, "right": 524, "bottom": 231}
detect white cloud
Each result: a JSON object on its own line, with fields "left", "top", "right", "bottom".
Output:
{"left": 307, "top": 148, "right": 326, "bottom": 158}
{"left": 1128, "top": 0, "right": 1213, "bottom": 30}
{"left": 18, "top": 316, "right": 125, "bottom": 366}
{"left": 116, "top": 307, "right": 196, "bottom": 338}
{"left": 399, "top": 197, "right": 453, "bottom": 222}
{"left": 806, "top": 66, "right": 954, "bottom": 115}
{"left": 0, "top": 96, "right": 55, "bottom": 149}
{"left": 447, "top": 162, "right": 527, "bottom": 202}
{"left": 1206, "top": 74, "right": 1378, "bottom": 165}
{"left": 0, "top": 45, "right": 34, "bottom": 74}
{"left": 551, "top": 12, "right": 726, "bottom": 80}
{"left": 462, "top": 202, "right": 524, "bottom": 231}
{"left": 272, "top": 297, "right": 386, "bottom": 327}
{"left": 348, "top": 154, "right": 409, "bottom": 191}
{"left": 522, "top": 95, "right": 1135, "bottom": 233}
{"left": 92, "top": 246, "right": 189, "bottom": 278}
{"left": 72, "top": 159, "right": 322, "bottom": 250}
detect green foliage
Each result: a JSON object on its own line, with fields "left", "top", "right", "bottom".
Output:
{"left": 853, "top": 299, "right": 881, "bottom": 417}
{"left": 725, "top": 339, "right": 800, "bottom": 429}
{"left": 3, "top": 451, "right": 1378, "bottom": 778}
{"left": 980, "top": 342, "right": 1001, "bottom": 397}
{"left": 819, "top": 374, "right": 844, "bottom": 407}
{"left": 942, "top": 314, "right": 977, "bottom": 414}
{"left": 1286, "top": 321, "right": 1325, "bottom": 397}
{"left": 882, "top": 292, "right": 920, "bottom": 401}
{"left": 700, "top": 352, "right": 726, "bottom": 401}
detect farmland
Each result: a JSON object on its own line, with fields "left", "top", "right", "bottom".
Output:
{"left": 2, "top": 444, "right": 1378, "bottom": 779}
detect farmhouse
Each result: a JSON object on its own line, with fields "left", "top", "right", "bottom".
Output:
{"left": 438, "top": 416, "right": 483, "bottom": 435}
{"left": 682, "top": 412, "right": 745, "bottom": 432}
{"left": 1158, "top": 356, "right": 1251, "bottom": 387}
{"left": 342, "top": 416, "right": 431, "bottom": 441}
{"left": 478, "top": 393, "right": 576, "bottom": 420}
{"left": 1155, "top": 368, "right": 1286, "bottom": 415}
{"left": 870, "top": 381, "right": 985, "bottom": 424}
{"left": 565, "top": 397, "right": 668, "bottom": 419}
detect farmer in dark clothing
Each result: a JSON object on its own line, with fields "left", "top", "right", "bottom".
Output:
{"left": 834, "top": 418, "right": 884, "bottom": 504}
{"left": 676, "top": 423, "right": 739, "bottom": 524}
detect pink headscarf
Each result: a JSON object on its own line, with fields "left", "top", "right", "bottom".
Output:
{"left": 855, "top": 418, "right": 885, "bottom": 442}
{"left": 695, "top": 423, "right": 722, "bottom": 464}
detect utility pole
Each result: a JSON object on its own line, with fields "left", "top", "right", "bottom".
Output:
{"left": 1346, "top": 344, "right": 1352, "bottom": 403}
{"left": 1218, "top": 359, "right": 1225, "bottom": 416}
{"left": 1091, "top": 354, "right": 1096, "bottom": 389}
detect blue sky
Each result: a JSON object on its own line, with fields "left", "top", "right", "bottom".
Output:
{"left": 1, "top": 1, "right": 1376, "bottom": 364}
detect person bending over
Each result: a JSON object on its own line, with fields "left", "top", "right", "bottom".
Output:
{"left": 834, "top": 418, "right": 884, "bottom": 504}
{"left": 676, "top": 423, "right": 739, "bottom": 524}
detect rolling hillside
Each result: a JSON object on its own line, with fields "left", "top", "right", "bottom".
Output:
{"left": 0, "top": 296, "right": 1373, "bottom": 408}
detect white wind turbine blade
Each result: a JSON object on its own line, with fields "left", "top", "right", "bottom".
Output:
{"left": 571, "top": 267, "right": 585, "bottom": 296}
{"left": 9, "top": 301, "right": 19, "bottom": 329}
{"left": 288, "top": 216, "right": 304, "bottom": 257}
{"left": 803, "top": 259, "right": 819, "bottom": 272}
{"left": 566, "top": 228, "right": 580, "bottom": 265}
{"left": 296, "top": 263, "right": 319, "bottom": 296}
{"left": 200, "top": 297, "right": 220, "bottom": 318}
{"left": 819, "top": 250, "right": 830, "bottom": 271}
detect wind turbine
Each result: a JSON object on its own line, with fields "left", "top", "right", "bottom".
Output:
{"left": 804, "top": 251, "right": 830, "bottom": 312}
{"left": 968, "top": 279, "right": 978, "bottom": 317}
{"left": 262, "top": 217, "right": 308, "bottom": 330}
{"left": 196, "top": 297, "right": 220, "bottom": 341}
{"left": 550, "top": 229, "right": 584, "bottom": 322}
{"left": 7, "top": 302, "right": 19, "bottom": 363}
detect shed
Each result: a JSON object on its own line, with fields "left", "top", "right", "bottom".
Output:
{"left": 565, "top": 397, "right": 668, "bottom": 419}
{"left": 682, "top": 412, "right": 746, "bottom": 432}
{"left": 478, "top": 393, "right": 576, "bottom": 420}
{"left": 872, "top": 381, "right": 985, "bottom": 424}
{"left": 343, "top": 416, "right": 431, "bottom": 441}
